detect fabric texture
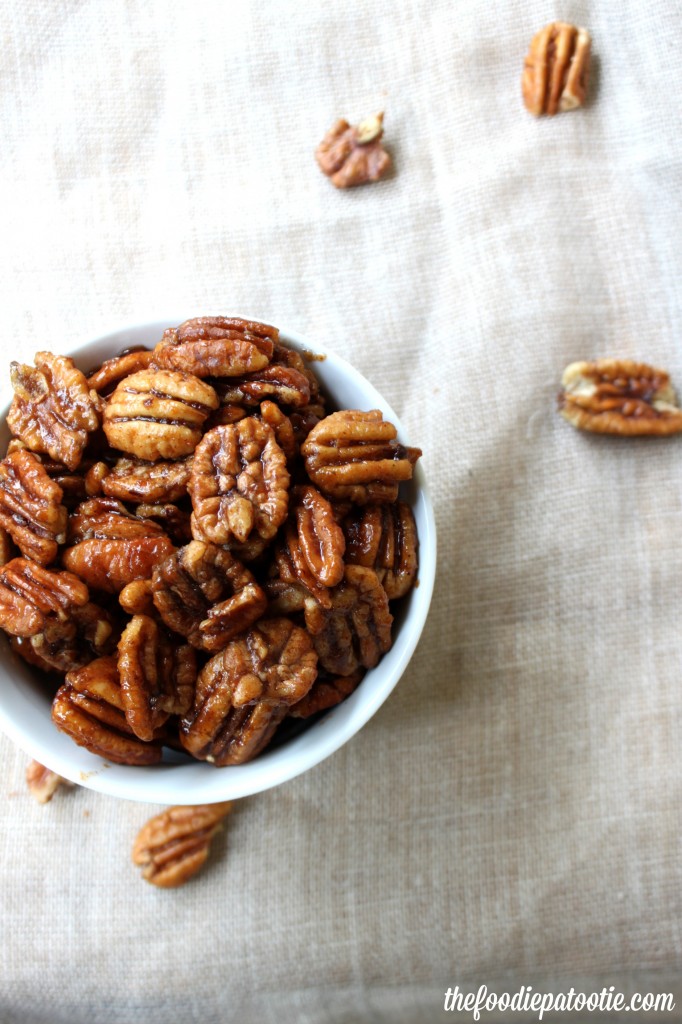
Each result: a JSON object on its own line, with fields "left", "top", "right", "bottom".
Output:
{"left": 1, "top": 1, "right": 681, "bottom": 1021}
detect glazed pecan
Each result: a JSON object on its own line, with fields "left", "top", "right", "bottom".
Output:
{"left": 52, "top": 655, "right": 162, "bottom": 765}
{"left": 0, "top": 558, "right": 88, "bottom": 638}
{"left": 118, "top": 614, "right": 196, "bottom": 741}
{"left": 522, "top": 23, "right": 591, "bottom": 116}
{"left": 119, "top": 579, "right": 154, "bottom": 615}
{"left": 101, "top": 456, "right": 192, "bottom": 504}
{"left": 180, "top": 618, "right": 317, "bottom": 765}
{"left": 132, "top": 802, "right": 233, "bottom": 888}
{"left": 153, "top": 317, "right": 277, "bottom": 378}
{"left": 316, "top": 113, "right": 391, "bottom": 188}
{"left": 257, "top": 401, "right": 297, "bottom": 462}
{"left": 8, "top": 352, "right": 101, "bottom": 470}
{"left": 62, "top": 498, "right": 175, "bottom": 593}
{"left": 344, "top": 501, "right": 418, "bottom": 599}
{"left": 135, "top": 503, "right": 193, "bottom": 545}
{"left": 559, "top": 360, "right": 682, "bottom": 436}
{"left": 26, "top": 759, "right": 71, "bottom": 804}
{"left": 84, "top": 461, "right": 110, "bottom": 497}
{"left": 301, "top": 409, "right": 421, "bottom": 504}
{"left": 26, "top": 600, "right": 117, "bottom": 674}
{"left": 0, "top": 528, "right": 12, "bottom": 567}
{"left": 87, "top": 349, "right": 156, "bottom": 394}
{"left": 305, "top": 565, "right": 392, "bottom": 675}
{"left": 0, "top": 450, "right": 67, "bottom": 565}
{"left": 293, "top": 485, "right": 346, "bottom": 588}
{"left": 102, "top": 369, "right": 218, "bottom": 461}
{"left": 152, "top": 541, "right": 267, "bottom": 652}
{"left": 212, "top": 363, "right": 311, "bottom": 409}
{"left": 189, "top": 420, "right": 289, "bottom": 545}
{"left": 289, "top": 668, "right": 364, "bottom": 718}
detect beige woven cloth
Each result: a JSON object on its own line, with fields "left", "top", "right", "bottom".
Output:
{"left": 1, "top": 1, "right": 681, "bottom": 1022}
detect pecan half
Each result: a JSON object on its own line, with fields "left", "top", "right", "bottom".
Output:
{"left": 0, "top": 557, "right": 88, "bottom": 637}
{"left": 152, "top": 541, "right": 267, "bottom": 652}
{"left": 27, "top": 600, "right": 117, "bottom": 674}
{"left": 52, "top": 655, "right": 162, "bottom": 765}
{"left": 102, "top": 369, "right": 218, "bottom": 461}
{"left": 101, "top": 456, "right": 192, "bottom": 504}
{"left": 0, "top": 450, "right": 67, "bottom": 565}
{"left": 87, "top": 349, "right": 156, "bottom": 395}
{"left": 189, "top": 420, "right": 289, "bottom": 545}
{"left": 305, "top": 565, "right": 393, "bottom": 675}
{"left": 293, "top": 485, "right": 346, "bottom": 587}
{"left": 118, "top": 614, "right": 196, "bottom": 741}
{"left": 559, "top": 360, "right": 682, "bottom": 436}
{"left": 212, "top": 363, "right": 311, "bottom": 409}
{"left": 153, "top": 317, "right": 277, "bottom": 378}
{"left": 26, "top": 759, "right": 72, "bottom": 804}
{"left": 132, "top": 802, "right": 233, "bottom": 887}
{"left": 301, "top": 410, "right": 421, "bottom": 504}
{"left": 289, "top": 668, "right": 364, "bottom": 718}
{"left": 180, "top": 618, "right": 317, "bottom": 765}
{"left": 344, "top": 501, "right": 418, "bottom": 599}
{"left": 522, "top": 23, "right": 591, "bottom": 116}
{"left": 8, "top": 352, "right": 101, "bottom": 470}
{"left": 316, "top": 113, "right": 391, "bottom": 188}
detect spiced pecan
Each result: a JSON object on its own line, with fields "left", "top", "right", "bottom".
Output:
{"left": 305, "top": 565, "right": 392, "bottom": 675}
{"left": 189, "top": 420, "right": 289, "bottom": 545}
{"left": 0, "top": 528, "right": 12, "bottom": 567}
{"left": 344, "top": 501, "right": 418, "bottom": 599}
{"left": 8, "top": 352, "right": 101, "bottom": 470}
{"left": 87, "top": 349, "right": 156, "bottom": 394}
{"left": 316, "top": 113, "right": 391, "bottom": 188}
{"left": 293, "top": 485, "right": 346, "bottom": 587}
{"left": 212, "top": 363, "right": 311, "bottom": 409}
{"left": 135, "top": 504, "right": 193, "bottom": 545}
{"left": 119, "top": 579, "right": 154, "bottom": 615}
{"left": 101, "top": 456, "right": 192, "bottom": 504}
{"left": 0, "top": 450, "right": 68, "bottom": 565}
{"left": 151, "top": 541, "right": 267, "bottom": 652}
{"left": 102, "top": 369, "right": 218, "bottom": 461}
{"left": 84, "top": 461, "right": 110, "bottom": 497}
{"left": 180, "top": 618, "right": 317, "bottom": 765}
{"left": 132, "top": 802, "right": 233, "bottom": 887}
{"left": 289, "top": 668, "right": 364, "bottom": 718}
{"left": 62, "top": 498, "right": 175, "bottom": 593}
{"left": 301, "top": 409, "right": 421, "bottom": 504}
{"left": 153, "top": 317, "right": 277, "bottom": 378}
{"left": 118, "top": 614, "right": 196, "bottom": 741}
{"left": 559, "top": 360, "right": 682, "bottom": 436}
{"left": 52, "top": 655, "right": 162, "bottom": 765}
{"left": 26, "top": 759, "right": 71, "bottom": 804}
{"left": 27, "top": 600, "right": 117, "bottom": 674}
{"left": 257, "top": 402, "right": 297, "bottom": 462}
{"left": 0, "top": 557, "right": 88, "bottom": 638}
{"left": 522, "top": 23, "right": 591, "bottom": 116}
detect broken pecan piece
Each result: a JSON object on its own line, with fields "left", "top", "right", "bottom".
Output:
{"left": 102, "top": 369, "right": 218, "bottom": 461}
{"left": 305, "top": 565, "right": 393, "bottom": 675}
{"left": 152, "top": 541, "right": 267, "bottom": 652}
{"left": 189, "top": 420, "right": 289, "bottom": 545}
{"left": 8, "top": 351, "right": 101, "bottom": 470}
{"left": 522, "top": 23, "right": 591, "bottom": 116}
{"left": 301, "top": 409, "right": 421, "bottom": 504}
{"left": 180, "top": 618, "right": 317, "bottom": 765}
{"left": 559, "top": 360, "right": 682, "bottom": 436}
{"left": 52, "top": 655, "right": 162, "bottom": 765}
{"left": 118, "top": 614, "right": 196, "bottom": 741}
{"left": 289, "top": 668, "right": 364, "bottom": 718}
{"left": 344, "top": 501, "right": 418, "bottom": 599}
{"left": 0, "top": 449, "right": 67, "bottom": 565}
{"left": 101, "top": 456, "right": 192, "bottom": 504}
{"left": 132, "top": 802, "right": 233, "bottom": 887}
{"left": 316, "top": 113, "right": 391, "bottom": 188}
{"left": 26, "top": 759, "right": 72, "bottom": 803}
{"left": 153, "top": 317, "right": 277, "bottom": 378}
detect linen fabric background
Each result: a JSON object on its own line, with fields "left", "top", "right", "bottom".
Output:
{"left": 1, "top": 1, "right": 681, "bottom": 1022}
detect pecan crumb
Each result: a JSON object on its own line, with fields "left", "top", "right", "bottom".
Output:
{"left": 26, "top": 759, "right": 71, "bottom": 804}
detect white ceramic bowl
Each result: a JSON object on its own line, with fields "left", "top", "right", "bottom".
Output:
{"left": 0, "top": 321, "right": 436, "bottom": 803}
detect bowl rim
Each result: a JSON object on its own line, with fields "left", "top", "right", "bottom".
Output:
{"left": 0, "top": 318, "right": 437, "bottom": 803}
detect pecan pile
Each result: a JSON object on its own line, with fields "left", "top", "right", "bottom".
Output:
{"left": 2, "top": 317, "right": 422, "bottom": 767}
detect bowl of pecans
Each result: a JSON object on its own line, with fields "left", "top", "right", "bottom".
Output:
{"left": 0, "top": 318, "right": 435, "bottom": 803}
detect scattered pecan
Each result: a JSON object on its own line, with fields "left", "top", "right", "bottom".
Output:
{"left": 101, "top": 456, "right": 192, "bottom": 504}
{"left": 102, "top": 369, "right": 218, "bottom": 461}
{"left": 153, "top": 317, "right": 277, "bottom": 378}
{"left": 52, "top": 655, "right": 162, "bottom": 765}
{"left": 305, "top": 565, "right": 392, "bottom": 675}
{"left": 316, "top": 113, "right": 391, "bottom": 188}
{"left": 344, "top": 501, "right": 418, "bottom": 599}
{"left": 118, "top": 614, "right": 196, "bottom": 741}
{"left": 189, "top": 420, "right": 289, "bottom": 545}
{"left": 559, "top": 360, "right": 682, "bottom": 436}
{"left": 62, "top": 498, "right": 175, "bottom": 593}
{"left": 301, "top": 409, "right": 421, "bottom": 504}
{"left": 180, "top": 618, "right": 317, "bottom": 765}
{"left": 0, "top": 449, "right": 68, "bottom": 565}
{"left": 8, "top": 352, "right": 101, "bottom": 470}
{"left": 0, "top": 557, "right": 88, "bottom": 638}
{"left": 132, "top": 802, "right": 233, "bottom": 887}
{"left": 289, "top": 668, "right": 364, "bottom": 718}
{"left": 522, "top": 23, "right": 591, "bottom": 116}
{"left": 26, "top": 759, "right": 72, "bottom": 803}
{"left": 87, "top": 349, "right": 156, "bottom": 394}
{"left": 152, "top": 541, "right": 267, "bottom": 652}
